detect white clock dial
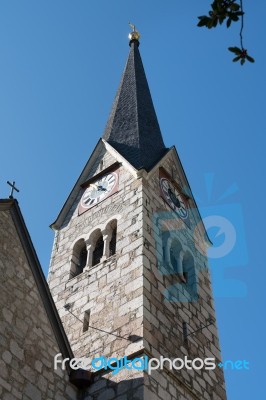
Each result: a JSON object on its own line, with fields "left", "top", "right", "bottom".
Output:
{"left": 81, "top": 172, "right": 117, "bottom": 209}
{"left": 160, "top": 177, "right": 188, "bottom": 219}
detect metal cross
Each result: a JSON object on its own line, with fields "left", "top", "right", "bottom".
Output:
{"left": 7, "top": 181, "right": 19, "bottom": 199}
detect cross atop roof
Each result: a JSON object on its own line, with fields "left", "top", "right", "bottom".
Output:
{"left": 7, "top": 181, "right": 19, "bottom": 199}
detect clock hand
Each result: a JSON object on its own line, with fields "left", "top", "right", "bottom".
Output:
{"left": 168, "top": 188, "right": 181, "bottom": 208}
{"left": 90, "top": 183, "right": 106, "bottom": 192}
{"left": 98, "top": 185, "right": 107, "bottom": 191}
{"left": 90, "top": 183, "right": 98, "bottom": 190}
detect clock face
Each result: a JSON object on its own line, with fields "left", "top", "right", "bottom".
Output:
{"left": 80, "top": 172, "right": 118, "bottom": 211}
{"left": 160, "top": 177, "right": 188, "bottom": 219}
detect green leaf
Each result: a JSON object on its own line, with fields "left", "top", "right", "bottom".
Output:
{"left": 227, "top": 18, "right": 232, "bottom": 28}
{"left": 197, "top": 16, "right": 208, "bottom": 27}
{"left": 228, "top": 46, "right": 242, "bottom": 54}
{"left": 197, "top": 16, "right": 212, "bottom": 27}
{"left": 197, "top": 20, "right": 206, "bottom": 27}
{"left": 212, "top": 18, "right": 218, "bottom": 28}
{"left": 246, "top": 55, "right": 255, "bottom": 63}
{"left": 229, "top": 3, "right": 240, "bottom": 11}
{"left": 240, "top": 58, "right": 246, "bottom": 65}
{"left": 207, "top": 19, "right": 214, "bottom": 28}
{"left": 232, "top": 56, "right": 241, "bottom": 62}
{"left": 198, "top": 15, "right": 204, "bottom": 19}
{"left": 230, "top": 14, "right": 239, "bottom": 22}
{"left": 219, "top": 15, "right": 226, "bottom": 24}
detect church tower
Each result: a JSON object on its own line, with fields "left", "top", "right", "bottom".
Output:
{"left": 48, "top": 27, "right": 227, "bottom": 400}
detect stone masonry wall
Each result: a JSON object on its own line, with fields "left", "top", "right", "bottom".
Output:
{"left": 48, "top": 146, "right": 145, "bottom": 366}
{"left": 0, "top": 209, "right": 78, "bottom": 400}
{"left": 141, "top": 149, "right": 226, "bottom": 400}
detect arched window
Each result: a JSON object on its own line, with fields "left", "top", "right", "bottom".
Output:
{"left": 109, "top": 220, "right": 117, "bottom": 256}
{"left": 169, "top": 239, "right": 182, "bottom": 273}
{"left": 79, "top": 246, "right": 88, "bottom": 272}
{"left": 70, "top": 239, "right": 87, "bottom": 279}
{"left": 109, "top": 228, "right": 117, "bottom": 256}
{"left": 182, "top": 251, "right": 198, "bottom": 301}
{"left": 92, "top": 234, "right": 104, "bottom": 266}
{"left": 170, "top": 246, "right": 178, "bottom": 271}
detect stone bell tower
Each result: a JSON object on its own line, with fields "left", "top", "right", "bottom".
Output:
{"left": 48, "top": 26, "right": 227, "bottom": 400}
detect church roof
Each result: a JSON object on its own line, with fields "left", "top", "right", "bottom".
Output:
{"left": 102, "top": 39, "right": 168, "bottom": 170}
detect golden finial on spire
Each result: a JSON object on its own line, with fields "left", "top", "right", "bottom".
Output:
{"left": 128, "top": 22, "right": 140, "bottom": 42}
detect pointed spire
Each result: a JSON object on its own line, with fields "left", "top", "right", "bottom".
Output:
{"left": 102, "top": 29, "right": 167, "bottom": 170}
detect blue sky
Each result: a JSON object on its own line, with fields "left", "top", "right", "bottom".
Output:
{"left": 0, "top": 1, "right": 265, "bottom": 399}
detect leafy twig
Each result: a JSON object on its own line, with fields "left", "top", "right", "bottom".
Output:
{"left": 198, "top": 1, "right": 243, "bottom": 29}
{"left": 197, "top": 0, "right": 255, "bottom": 65}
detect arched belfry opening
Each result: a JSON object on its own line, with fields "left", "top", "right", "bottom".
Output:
{"left": 182, "top": 251, "right": 198, "bottom": 301}
{"left": 70, "top": 239, "right": 88, "bottom": 279}
{"left": 169, "top": 239, "right": 182, "bottom": 273}
{"left": 92, "top": 232, "right": 104, "bottom": 267}
{"left": 108, "top": 220, "right": 117, "bottom": 257}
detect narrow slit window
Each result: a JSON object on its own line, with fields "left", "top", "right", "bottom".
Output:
{"left": 83, "top": 310, "right": 90, "bottom": 333}
{"left": 183, "top": 321, "right": 188, "bottom": 345}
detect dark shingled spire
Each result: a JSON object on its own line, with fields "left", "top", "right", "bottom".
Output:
{"left": 102, "top": 39, "right": 167, "bottom": 170}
